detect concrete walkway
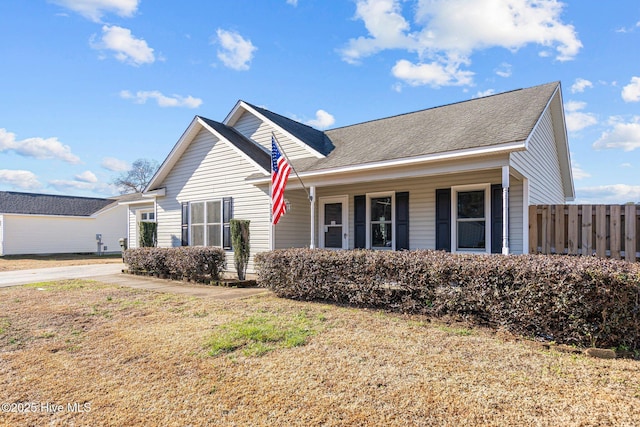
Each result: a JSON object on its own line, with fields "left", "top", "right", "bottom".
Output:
{"left": 0, "top": 264, "right": 272, "bottom": 300}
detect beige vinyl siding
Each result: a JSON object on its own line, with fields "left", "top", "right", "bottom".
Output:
{"left": 508, "top": 178, "right": 524, "bottom": 254}
{"left": 274, "top": 189, "right": 311, "bottom": 249}
{"left": 234, "top": 111, "right": 318, "bottom": 160}
{"left": 510, "top": 109, "right": 565, "bottom": 204}
{"left": 0, "top": 206, "right": 127, "bottom": 255}
{"left": 155, "top": 127, "right": 271, "bottom": 273}
{"left": 314, "top": 169, "right": 505, "bottom": 251}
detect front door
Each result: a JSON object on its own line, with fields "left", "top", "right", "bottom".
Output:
{"left": 320, "top": 196, "right": 348, "bottom": 249}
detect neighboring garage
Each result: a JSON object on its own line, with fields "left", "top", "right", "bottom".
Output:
{"left": 0, "top": 191, "right": 135, "bottom": 256}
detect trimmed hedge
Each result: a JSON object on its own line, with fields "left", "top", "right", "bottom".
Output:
{"left": 124, "top": 247, "right": 226, "bottom": 282}
{"left": 255, "top": 249, "right": 640, "bottom": 350}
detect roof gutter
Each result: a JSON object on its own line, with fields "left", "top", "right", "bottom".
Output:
{"left": 246, "top": 139, "right": 526, "bottom": 185}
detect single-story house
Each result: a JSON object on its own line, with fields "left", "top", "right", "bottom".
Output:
{"left": 128, "top": 81, "right": 574, "bottom": 274}
{"left": 0, "top": 191, "right": 134, "bottom": 256}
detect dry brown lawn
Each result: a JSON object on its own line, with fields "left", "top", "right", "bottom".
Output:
{"left": 1, "top": 279, "right": 639, "bottom": 427}
{"left": 0, "top": 253, "right": 123, "bottom": 272}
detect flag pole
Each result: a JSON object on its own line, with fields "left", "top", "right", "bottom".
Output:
{"left": 272, "top": 133, "right": 312, "bottom": 203}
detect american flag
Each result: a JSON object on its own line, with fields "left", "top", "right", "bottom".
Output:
{"left": 271, "top": 135, "right": 291, "bottom": 225}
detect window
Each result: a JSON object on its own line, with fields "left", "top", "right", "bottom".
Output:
{"left": 452, "top": 185, "right": 490, "bottom": 253}
{"left": 367, "top": 193, "right": 394, "bottom": 249}
{"left": 140, "top": 210, "right": 155, "bottom": 222}
{"left": 191, "top": 201, "right": 221, "bottom": 247}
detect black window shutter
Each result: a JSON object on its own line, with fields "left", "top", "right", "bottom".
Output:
{"left": 354, "top": 195, "right": 366, "bottom": 249}
{"left": 222, "top": 197, "right": 233, "bottom": 250}
{"left": 435, "top": 189, "right": 451, "bottom": 252}
{"left": 491, "top": 184, "right": 503, "bottom": 254}
{"left": 395, "top": 192, "right": 409, "bottom": 250}
{"left": 181, "top": 202, "right": 189, "bottom": 246}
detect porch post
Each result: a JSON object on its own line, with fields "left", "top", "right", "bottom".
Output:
{"left": 310, "top": 186, "right": 316, "bottom": 249}
{"left": 501, "top": 166, "right": 510, "bottom": 255}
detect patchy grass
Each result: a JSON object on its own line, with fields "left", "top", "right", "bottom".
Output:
{"left": 207, "top": 311, "right": 321, "bottom": 357}
{"left": 1, "top": 280, "right": 639, "bottom": 426}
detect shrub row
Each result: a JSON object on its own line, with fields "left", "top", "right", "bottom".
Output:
{"left": 255, "top": 249, "right": 640, "bottom": 350}
{"left": 124, "top": 247, "right": 226, "bottom": 282}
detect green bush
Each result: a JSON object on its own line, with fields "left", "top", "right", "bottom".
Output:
{"left": 124, "top": 247, "right": 226, "bottom": 282}
{"left": 139, "top": 222, "right": 157, "bottom": 247}
{"left": 230, "top": 219, "right": 250, "bottom": 280}
{"left": 255, "top": 249, "right": 640, "bottom": 350}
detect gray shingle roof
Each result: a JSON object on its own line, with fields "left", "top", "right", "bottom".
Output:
{"left": 0, "top": 191, "right": 119, "bottom": 216}
{"left": 198, "top": 116, "right": 271, "bottom": 171}
{"left": 244, "top": 102, "right": 335, "bottom": 156}
{"left": 291, "top": 81, "right": 559, "bottom": 172}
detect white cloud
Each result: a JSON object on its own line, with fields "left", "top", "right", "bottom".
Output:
{"left": 576, "top": 184, "right": 640, "bottom": 204}
{"left": 564, "top": 101, "right": 597, "bottom": 132}
{"left": 101, "top": 157, "right": 130, "bottom": 172}
{"left": 570, "top": 78, "right": 593, "bottom": 93}
{"left": 215, "top": 29, "right": 257, "bottom": 71}
{"left": 287, "top": 0, "right": 298, "bottom": 5}
{"left": 0, "top": 128, "right": 80, "bottom": 164}
{"left": 391, "top": 59, "right": 474, "bottom": 87}
{"left": 91, "top": 25, "right": 155, "bottom": 66}
{"left": 622, "top": 76, "right": 640, "bottom": 102}
{"left": 305, "top": 110, "right": 335, "bottom": 129}
{"left": 571, "top": 159, "right": 590, "bottom": 180}
{"left": 593, "top": 117, "right": 640, "bottom": 151}
{"left": 342, "top": 0, "right": 582, "bottom": 87}
{"left": 50, "top": 0, "right": 138, "bottom": 22}
{"left": 0, "top": 170, "right": 41, "bottom": 190}
{"left": 474, "top": 89, "right": 495, "bottom": 98}
{"left": 495, "top": 62, "right": 512, "bottom": 78}
{"left": 75, "top": 170, "right": 98, "bottom": 183}
{"left": 621, "top": 162, "right": 632, "bottom": 168}
{"left": 120, "top": 90, "right": 203, "bottom": 108}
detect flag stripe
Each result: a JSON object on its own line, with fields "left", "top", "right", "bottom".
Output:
{"left": 271, "top": 136, "right": 291, "bottom": 225}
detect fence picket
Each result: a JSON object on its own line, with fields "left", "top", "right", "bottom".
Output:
{"left": 528, "top": 204, "right": 638, "bottom": 262}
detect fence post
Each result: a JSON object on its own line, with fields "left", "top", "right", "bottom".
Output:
{"left": 610, "top": 205, "right": 621, "bottom": 259}
{"left": 625, "top": 204, "right": 636, "bottom": 262}
{"left": 567, "top": 205, "right": 579, "bottom": 255}
{"left": 528, "top": 205, "right": 538, "bottom": 254}
{"left": 554, "top": 205, "right": 565, "bottom": 255}
{"left": 581, "top": 205, "right": 593, "bottom": 256}
{"left": 595, "top": 205, "right": 607, "bottom": 258}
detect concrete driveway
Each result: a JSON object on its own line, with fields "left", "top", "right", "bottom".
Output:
{"left": 0, "top": 264, "right": 124, "bottom": 287}
{"left": 0, "top": 263, "right": 271, "bottom": 299}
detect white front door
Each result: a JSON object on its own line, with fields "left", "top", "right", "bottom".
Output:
{"left": 319, "top": 196, "right": 348, "bottom": 249}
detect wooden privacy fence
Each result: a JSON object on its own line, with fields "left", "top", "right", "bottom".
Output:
{"left": 529, "top": 205, "right": 640, "bottom": 262}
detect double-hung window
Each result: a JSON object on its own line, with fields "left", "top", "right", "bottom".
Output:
{"left": 191, "top": 201, "right": 222, "bottom": 247}
{"left": 367, "top": 193, "right": 394, "bottom": 249}
{"left": 452, "top": 184, "right": 490, "bottom": 253}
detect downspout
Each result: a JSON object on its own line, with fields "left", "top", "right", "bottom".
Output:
{"left": 502, "top": 166, "right": 510, "bottom": 255}
{"left": 310, "top": 186, "right": 316, "bottom": 249}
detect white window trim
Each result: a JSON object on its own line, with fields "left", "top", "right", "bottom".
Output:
{"left": 139, "top": 209, "right": 156, "bottom": 223}
{"left": 319, "top": 195, "right": 349, "bottom": 250}
{"left": 189, "top": 200, "right": 223, "bottom": 247}
{"left": 366, "top": 192, "right": 395, "bottom": 250}
{"left": 451, "top": 184, "right": 491, "bottom": 254}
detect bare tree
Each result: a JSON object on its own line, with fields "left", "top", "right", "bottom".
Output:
{"left": 113, "top": 158, "right": 159, "bottom": 194}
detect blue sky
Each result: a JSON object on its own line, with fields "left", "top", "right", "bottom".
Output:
{"left": 0, "top": 0, "right": 638, "bottom": 203}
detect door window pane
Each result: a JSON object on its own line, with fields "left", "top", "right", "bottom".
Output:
{"left": 324, "top": 203, "right": 342, "bottom": 225}
{"left": 325, "top": 227, "right": 342, "bottom": 248}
